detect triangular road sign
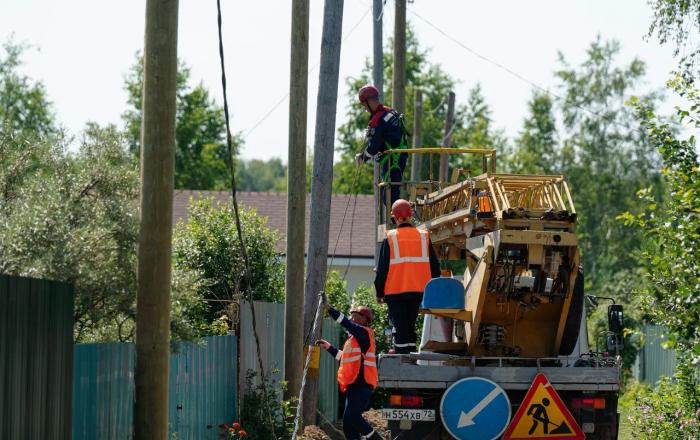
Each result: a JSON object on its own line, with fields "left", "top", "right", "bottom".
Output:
{"left": 502, "top": 373, "right": 584, "bottom": 440}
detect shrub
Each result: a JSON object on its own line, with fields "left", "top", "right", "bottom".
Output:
{"left": 239, "top": 369, "right": 295, "bottom": 440}
{"left": 625, "top": 361, "right": 700, "bottom": 439}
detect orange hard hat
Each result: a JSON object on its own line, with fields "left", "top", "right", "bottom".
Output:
{"left": 350, "top": 306, "right": 373, "bottom": 324}
{"left": 391, "top": 199, "right": 413, "bottom": 219}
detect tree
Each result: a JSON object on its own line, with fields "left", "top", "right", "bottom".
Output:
{"left": 508, "top": 92, "right": 559, "bottom": 175}
{"left": 555, "top": 37, "right": 664, "bottom": 300}
{"left": 624, "top": 77, "right": 700, "bottom": 361}
{"left": 0, "top": 123, "right": 139, "bottom": 342}
{"left": 237, "top": 158, "right": 287, "bottom": 192}
{"left": 647, "top": 0, "right": 700, "bottom": 79}
{"left": 122, "top": 54, "right": 243, "bottom": 190}
{"left": 172, "top": 198, "right": 285, "bottom": 329}
{"left": 333, "top": 25, "right": 505, "bottom": 194}
{"left": 0, "top": 40, "right": 55, "bottom": 136}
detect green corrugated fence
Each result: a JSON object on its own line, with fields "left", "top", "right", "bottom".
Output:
{"left": 73, "top": 336, "right": 237, "bottom": 440}
{"left": 0, "top": 275, "right": 74, "bottom": 440}
{"left": 72, "top": 300, "right": 343, "bottom": 439}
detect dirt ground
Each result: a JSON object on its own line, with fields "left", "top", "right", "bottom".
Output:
{"left": 302, "top": 409, "right": 389, "bottom": 440}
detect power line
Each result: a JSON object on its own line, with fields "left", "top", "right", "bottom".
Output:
{"left": 406, "top": 7, "right": 631, "bottom": 127}
{"left": 243, "top": 5, "right": 372, "bottom": 140}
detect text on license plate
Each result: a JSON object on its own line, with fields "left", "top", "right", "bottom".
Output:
{"left": 381, "top": 408, "right": 435, "bottom": 421}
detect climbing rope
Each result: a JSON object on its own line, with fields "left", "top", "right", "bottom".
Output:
{"left": 216, "top": 1, "right": 277, "bottom": 437}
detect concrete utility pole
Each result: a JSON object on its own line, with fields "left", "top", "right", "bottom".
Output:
{"left": 135, "top": 0, "right": 178, "bottom": 439}
{"left": 372, "top": 0, "right": 383, "bottom": 261}
{"left": 410, "top": 89, "right": 423, "bottom": 182}
{"left": 393, "top": 0, "right": 407, "bottom": 114}
{"left": 439, "top": 91, "right": 456, "bottom": 182}
{"left": 302, "top": 0, "right": 344, "bottom": 426}
{"left": 284, "top": 0, "right": 309, "bottom": 402}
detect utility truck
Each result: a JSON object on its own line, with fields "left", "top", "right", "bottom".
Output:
{"left": 376, "top": 148, "right": 623, "bottom": 440}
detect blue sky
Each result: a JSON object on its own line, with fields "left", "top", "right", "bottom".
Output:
{"left": 2, "top": 0, "right": 681, "bottom": 160}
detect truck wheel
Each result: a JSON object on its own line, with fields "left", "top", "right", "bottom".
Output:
{"left": 559, "top": 267, "right": 584, "bottom": 356}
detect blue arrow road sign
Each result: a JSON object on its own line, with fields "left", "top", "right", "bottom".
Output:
{"left": 440, "top": 377, "right": 511, "bottom": 440}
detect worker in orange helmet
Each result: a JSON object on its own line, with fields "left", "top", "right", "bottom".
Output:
{"left": 317, "top": 302, "right": 381, "bottom": 440}
{"left": 355, "top": 84, "right": 409, "bottom": 207}
{"left": 375, "top": 199, "right": 440, "bottom": 354}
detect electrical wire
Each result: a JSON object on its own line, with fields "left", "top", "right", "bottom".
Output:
{"left": 243, "top": 5, "right": 372, "bottom": 140}
{"left": 216, "top": 1, "right": 277, "bottom": 436}
{"left": 406, "top": 7, "right": 631, "bottom": 127}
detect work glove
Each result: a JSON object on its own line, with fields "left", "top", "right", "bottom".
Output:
{"left": 355, "top": 152, "right": 366, "bottom": 166}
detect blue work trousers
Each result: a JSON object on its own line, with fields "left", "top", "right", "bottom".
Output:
{"left": 342, "top": 383, "right": 374, "bottom": 439}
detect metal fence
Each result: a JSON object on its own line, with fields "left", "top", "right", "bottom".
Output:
{"left": 632, "top": 325, "right": 677, "bottom": 386}
{"left": 0, "top": 275, "right": 74, "bottom": 440}
{"left": 73, "top": 336, "right": 237, "bottom": 440}
{"left": 72, "top": 301, "right": 342, "bottom": 439}
{"left": 239, "top": 301, "right": 343, "bottom": 422}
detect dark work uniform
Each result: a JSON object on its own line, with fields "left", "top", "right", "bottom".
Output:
{"left": 357, "top": 104, "right": 408, "bottom": 206}
{"left": 322, "top": 307, "right": 376, "bottom": 439}
{"left": 374, "top": 223, "right": 441, "bottom": 354}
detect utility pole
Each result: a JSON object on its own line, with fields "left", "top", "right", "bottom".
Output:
{"left": 439, "top": 91, "right": 456, "bottom": 182}
{"left": 372, "top": 0, "right": 383, "bottom": 261}
{"left": 393, "top": 0, "right": 406, "bottom": 114}
{"left": 135, "top": 1, "right": 178, "bottom": 439}
{"left": 410, "top": 89, "right": 423, "bottom": 182}
{"left": 302, "top": 0, "right": 344, "bottom": 426}
{"left": 284, "top": 0, "right": 309, "bottom": 402}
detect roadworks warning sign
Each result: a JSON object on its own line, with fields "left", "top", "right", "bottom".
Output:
{"left": 502, "top": 373, "right": 584, "bottom": 439}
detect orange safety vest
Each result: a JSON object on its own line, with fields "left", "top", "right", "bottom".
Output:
{"left": 385, "top": 227, "right": 433, "bottom": 295}
{"left": 337, "top": 327, "right": 378, "bottom": 393}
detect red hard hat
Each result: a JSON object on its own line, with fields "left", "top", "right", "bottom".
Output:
{"left": 350, "top": 306, "right": 373, "bottom": 324}
{"left": 391, "top": 199, "right": 413, "bottom": 219}
{"left": 358, "top": 85, "right": 379, "bottom": 103}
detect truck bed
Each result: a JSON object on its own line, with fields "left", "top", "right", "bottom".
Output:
{"left": 378, "top": 354, "right": 620, "bottom": 391}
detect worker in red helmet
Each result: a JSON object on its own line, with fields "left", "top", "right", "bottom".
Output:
{"left": 317, "top": 301, "right": 381, "bottom": 440}
{"left": 375, "top": 199, "right": 441, "bottom": 354}
{"left": 355, "top": 84, "right": 409, "bottom": 207}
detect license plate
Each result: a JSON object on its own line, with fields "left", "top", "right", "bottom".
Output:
{"left": 381, "top": 408, "right": 436, "bottom": 421}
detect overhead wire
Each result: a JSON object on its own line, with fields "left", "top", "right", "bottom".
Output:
{"left": 243, "top": 4, "right": 372, "bottom": 140}
{"left": 406, "top": 7, "right": 632, "bottom": 128}
{"left": 215, "top": 1, "right": 277, "bottom": 437}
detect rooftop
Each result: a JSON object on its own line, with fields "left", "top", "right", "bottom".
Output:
{"left": 173, "top": 190, "right": 375, "bottom": 258}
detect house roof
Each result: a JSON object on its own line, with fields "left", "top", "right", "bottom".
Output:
{"left": 173, "top": 190, "right": 376, "bottom": 258}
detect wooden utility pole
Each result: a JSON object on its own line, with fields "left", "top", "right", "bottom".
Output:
{"left": 372, "top": 0, "right": 383, "bottom": 259}
{"left": 393, "top": 0, "right": 407, "bottom": 114}
{"left": 302, "top": 0, "right": 344, "bottom": 426}
{"left": 135, "top": 0, "right": 178, "bottom": 439}
{"left": 284, "top": 0, "right": 309, "bottom": 402}
{"left": 410, "top": 89, "right": 423, "bottom": 182}
{"left": 439, "top": 91, "right": 456, "bottom": 182}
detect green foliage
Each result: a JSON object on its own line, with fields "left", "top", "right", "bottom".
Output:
{"left": 626, "top": 76, "right": 700, "bottom": 361}
{"left": 325, "top": 271, "right": 351, "bottom": 315}
{"left": 236, "top": 158, "right": 287, "bottom": 192}
{"left": 350, "top": 285, "right": 392, "bottom": 354}
{"left": 172, "top": 198, "right": 285, "bottom": 331}
{"left": 239, "top": 370, "right": 295, "bottom": 440}
{"left": 0, "top": 40, "right": 55, "bottom": 136}
{"left": 333, "top": 25, "right": 506, "bottom": 193}
{"left": 554, "top": 37, "right": 663, "bottom": 304}
{"left": 623, "top": 363, "right": 700, "bottom": 439}
{"left": 122, "top": 53, "right": 243, "bottom": 190}
{"left": 647, "top": 0, "right": 700, "bottom": 78}
{"left": 0, "top": 123, "right": 139, "bottom": 342}
{"left": 507, "top": 92, "right": 559, "bottom": 174}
